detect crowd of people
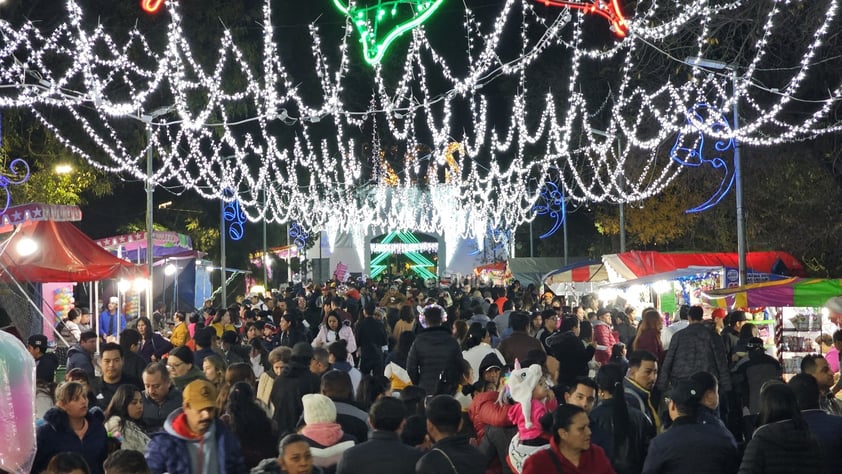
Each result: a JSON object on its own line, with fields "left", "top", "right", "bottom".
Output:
{"left": 23, "top": 278, "right": 842, "bottom": 473}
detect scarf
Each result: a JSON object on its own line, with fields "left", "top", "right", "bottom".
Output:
{"left": 300, "top": 422, "right": 344, "bottom": 446}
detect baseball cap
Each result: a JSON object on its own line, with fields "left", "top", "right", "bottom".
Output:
{"left": 28, "top": 334, "right": 48, "bottom": 349}
{"left": 711, "top": 308, "right": 727, "bottom": 319}
{"left": 183, "top": 379, "right": 218, "bottom": 411}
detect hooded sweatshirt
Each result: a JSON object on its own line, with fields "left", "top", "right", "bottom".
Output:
{"left": 739, "top": 419, "right": 823, "bottom": 473}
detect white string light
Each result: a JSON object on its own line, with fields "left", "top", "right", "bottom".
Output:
{"left": 0, "top": 0, "right": 840, "bottom": 239}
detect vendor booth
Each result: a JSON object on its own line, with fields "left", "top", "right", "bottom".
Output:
{"left": 703, "top": 278, "right": 842, "bottom": 376}
{"left": 541, "top": 260, "right": 609, "bottom": 301}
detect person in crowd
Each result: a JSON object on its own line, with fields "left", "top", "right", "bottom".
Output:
{"left": 632, "top": 308, "right": 664, "bottom": 365}
{"left": 384, "top": 330, "right": 414, "bottom": 393}
{"left": 355, "top": 305, "right": 389, "bottom": 377}
{"left": 732, "top": 337, "right": 783, "bottom": 436}
{"left": 170, "top": 312, "right": 190, "bottom": 347}
{"left": 498, "top": 311, "right": 544, "bottom": 367}
{"left": 788, "top": 373, "right": 842, "bottom": 474}
{"left": 547, "top": 317, "right": 595, "bottom": 390}
{"left": 224, "top": 381, "right": 278, "bottom": 469}
{"left": 590, "top": 364, "right": 654, "bottom": 474}
{"left": 800, "top": 354, "right": 842, "bottom": 415}
{"left": 392, "top": 304, "right": 416, "bottom": 341}
{"left": 534, "top": 309, "right": 559, "bottom": 351}
{"left": 506, "top": 363, "right": 558, "bottom": 472}
{"left": 104, "top": 384, "right": 150, "bottom": 452}
{"left": 614, "top": 310, "right": 636, "bottom": 348}
{"left": 64, "top": 308, "right": 84, "bottom": 343}
{"left": 65, "top": 368, "right": 99, "bottom": 410}
{"left": 563, "top": 377, "right": 598, "bottom": 414}
{"left": 278, "top": 313, "right": 308, "bottom": 348}
{"left": 689, "top": 371, "right": 727, "bottom": 429}
{"left": 167, "top": 346, "right": 206, "bottom": 390}
{"left": 641, "top": 379, "right": 738, "bottom": 474}
{"left": 452, "top": 319, "right": 470, "bottom": 348}
{"left": 527, "top": 312, "right": 544, "bottom": 339}
{"left": 608, "top": 343, "right": 629, "bottom": 375}
{"left": 192, "top": 327, "right": 217, "bottom": 371}
{"left": 624, "top": 350, "right": 661, "bottom": 432}
{"left": 145, "top": 379, "right": 246, "bottom": 473}
{"left": 327, "top": 339, "right": 361, "bottom": 393}
{"left": 321, "top": 369, "right": 370, "bottom": 443}
{"left": 733, "top": 323, "right": 759, "bottom": 363}
{"left": 95, "top": 342, "right": 143, "bottom": 409}
{"left": 220, "top": 330, "right": 247, "bottom": 366}
{"left": 310, "top": 347, "right": 331, "bottom": 377}
{"left": 657, "top": 305, "right": 732, "bottom": 395}
{"left": 721, "top": 310, "right": 748, "bottom": 366}
{"left": 355, "top": 374, "right": 391, "bottom": 412}
{"left": 521, "top": 403, "right": 614, "bottom": 474}
{"left": 257, "top": 345, "right": 291, "bottom": 411}
{"left": 660, "top": 304, "right": 689, "bottom": 350}
{"left": 36, "top": 378, "right": 56, "bottom": 420}
{"left": 336, "top": 397, "right": 420, "bottom": 474}
{"left": 827, "top": 329, "right": 842, "bottom": 374}
{"left": 407, "top": 304, "right": 464, "bottom": 396}
{"left": 739, "top": 382, "right": 822, "bottom": 473}
{"left": 592, "top": 308, "right": 619, "bottom": 365}
{"left": 210, "top": 309, "right": 236, "bottom": 338}
{"left": 141, "top": 362, "right": 183, "bottom": 434}
{"left": 270, "top": 342, "right": 322, "bottom": 436}
{"left": 135, "top": 316, "right": 173, "bottom": 364}
{"left": 99, "top": 296, "right": 127, "bottom": 339}
{"left": 462, "top": 323, "right": 506, "bottom": 384}
{"left": 249, "top": 337, "right": 271, "bottom": 380}
{"left": 202, "top": 352, "right": 227, "bottom": 388}
{"left": 118, "top": 329, "right": 147, "bottom": 382}
{"left": 28, "top": 334, "right": 60, "bottom": 384}
{"left": 103, "top": 450, "right": 151, "bottom": 474}
{"left": 78, "top": 307, "right": 94, "bottom": 333}
{"left": 312, "top": 312, "right": 357, "bottom": 365}
{"left": 44, "top": 452, "right": 91, "bottom": 474}
{"left": 416, "top": 395, "right": 485, "bottom": 474}
{"left": 223, "top": 362, "right": 258, "bottom": 399}
{"left": 33, "top": 382, "right": 109, "bottom": 474}
{"left": 66, "top": 331, "right": 98, "bottom": 380}
{"left": 380, "top": 285, "right": 407, "bottom": 310}
{"left": 252, "top": 433, "right": 323, "bottom": 474}
{"left": 298, "top": 394, "right": 356, "bottom": 474}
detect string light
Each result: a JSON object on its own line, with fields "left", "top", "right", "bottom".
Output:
{"left": 0, "top": 0, "right": 839, "bottom": 241}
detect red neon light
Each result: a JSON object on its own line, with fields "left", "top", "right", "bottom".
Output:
{"left": 538, "top": 0, "right": 628, "bottom": 38}
{"left": 141, "top": 0, "right": 165, "bottom": 13}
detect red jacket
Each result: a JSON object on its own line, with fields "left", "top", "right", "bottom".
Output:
{"left": 633, "top": 328, "right": 665, "bottom": 365}
{"left": 592, "top": 321, "right": 618, "bottom": 365}
{"left": 468, "top": 391, "right": 512, "bottom": 441}
{"left": 522, "top": 438, "right": 615, "bottom": 474}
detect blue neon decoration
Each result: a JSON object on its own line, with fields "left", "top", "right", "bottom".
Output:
{"left": 0, "top": 113, "right": 31, "bottom": 216}
{"left": 670, "top": 102, "right": 736, "bottom": 213}
{"left": 288, "top": 222, "right": 309, "bottom": 250}
{"left": 222, "top": 189, "right": 246, "bottom": 241}
{"left": 532, "top": 180, "right": 566, "bottom": 239}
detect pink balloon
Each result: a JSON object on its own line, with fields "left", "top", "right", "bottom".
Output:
{"left": 0, "top": 331, "right": 36, "bottom": 473}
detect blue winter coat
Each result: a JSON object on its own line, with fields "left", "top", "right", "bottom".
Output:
{"left": 145, "top": 408, "right": 247, "bottom": 474}
{"left": 33, "top": 407, "right": 109, "bottom": 474}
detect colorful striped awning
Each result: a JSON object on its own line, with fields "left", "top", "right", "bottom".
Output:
{"left": 703, "top": 278, "right": 842, "bottom": 308}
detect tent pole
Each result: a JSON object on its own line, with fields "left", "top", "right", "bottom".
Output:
{"left": 0, "top": 259, "right": 70, "bottom": 347}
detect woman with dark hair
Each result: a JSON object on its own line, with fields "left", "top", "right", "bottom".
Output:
{"left": 392, "top": 304, "right": 416, "bottom": 340}
{"left": 579, "top": 320, "right": 594, "bottom": 344}
{"left": 202, "top": 353, "right": 229, "bottom": 397}
{"left": 452, "top": 319, "right": 469, "bottom": 347}
{"left": 590, "top": 364, "right": 654, "bottom": 474}
{"left": 278, "top": 312, "right": 308, "bottom": 348}
{"left": 385, "top": 331, "right": 415, "bottom": 392}
{"left": 104, "top": 385, "right": 150, "bottom": 452}
{"left": 64, "top": 368, "right": 98, "bottom": 409}
{"left": 312, "top": 311, "right": 357, "bottom": 365}
{"left": 739, "top": 383, "right": 822, "bottom": 473}
{"left": 224, "top": 381, "right": 278, "bottom": 468}
{"left": 135, "top": 316, "right": 173, "bottom": 363}
{"left": 34, "top": 382, "right": 109, "bottom": 474}
{"left": 252, "top": 433, "right": 324, "bottom": 474}
{"left": 210, "top": 309, "right": 236, "bottom": 338}
{"left": 44, "top": 452, "right": 91, "bottom": 474}
{"left": 462, "top": 322, "right": 505, "bottom": 384}
{"left": 328, "top": 339, "right": 362, "bottom": 394}
{"left": 689, "top": 371, "right": 727, "bottom": 429}
{"left": 632, "top": 308, "right": 664, "bottom": 365}
{"left": 521, "top": 404, "right": 614, "bottom": 474}
{"left": 355, "top": 374, "right": 391, "bottom": 412}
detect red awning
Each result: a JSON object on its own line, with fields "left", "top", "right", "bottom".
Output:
{"left": 602, "top": 250, "right": 805, "bottom": 280}
{"left": 0, "top": 220, "right": 146, "bottom": 282}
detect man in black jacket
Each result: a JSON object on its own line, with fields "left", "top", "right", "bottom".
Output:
{"left": 356, "top": 305, "right": 389, "bottom": 376}
{"left": 547, "top": 316, "right": 595, "bottom": 390}
{"left": 336, "top": 397, "right": 421, "bottom": 474}
{"left": 416, "top": 395, "right": 484, "bottom": 474}
{"left": 27, "top": 334, "right": 59, "bottom": 383}
{"left": 407, "top": 305, "right": 463, "bottom": 395}
{"left": 270, "top": 342, "right": 321, "bottom": 436}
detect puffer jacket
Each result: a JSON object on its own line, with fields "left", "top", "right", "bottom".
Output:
{"left": 145, "top": 408, "right": 247, "bottom": 474}
{"left": 738, "top": 419, "right": 823, "bottom": 474}
{"left": 33, "top": 407, "right": 108, "bottom": 474}
{"left": 657, "top": 323, "right": 732, "bottom": 392}
{"left": 589, "top": 398, "right": 655, "bottom": 474}
{"left": 65, "top": 344, "right": 95, "bottom": 379}
{"left": 468, "top": 391, "right": 513, "bottom": 441}
{"left": 406, "top": 325, "right": 464, "bottom": 396}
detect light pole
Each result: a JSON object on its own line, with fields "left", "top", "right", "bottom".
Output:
{"left": 684, "top": 57, "right": 745, "bottom": 286}
{"left": 140, "top": 105, "right": 173, "bottom": 319}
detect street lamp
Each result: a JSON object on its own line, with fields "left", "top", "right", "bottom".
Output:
{"left": 54, "top": 164, "right": 73, "bottom": 174}
{"left": 684, "top": 57, "right": 745, "bottom": 286}
{"left": 140, "top": 105, "right": 174, "bottom": 320}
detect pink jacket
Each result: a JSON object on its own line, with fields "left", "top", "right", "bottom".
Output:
{"left": 593, "top": 320, "right": 618, "bottom": 365}
{"left": 508, "top": 397, "right": 558, "bottom": 441}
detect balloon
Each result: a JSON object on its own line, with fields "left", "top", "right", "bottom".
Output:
{"left": 0, "top": 331, "right": 36, "bottom": 473}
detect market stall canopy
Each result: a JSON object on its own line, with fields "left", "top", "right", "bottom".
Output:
{"left": 544, "top": 260, "right": 608, "bottom": 284}
{"left": 0, "top": 203, "right": 82, "bottom": 232}
{"left": 702, "top": 278, "right": 842, "bottom": 308}
{"left": 0, "top": 220, "right": 146, "bottom": 282}
{"left": 509, "top": 257, "right": 573, "bottom": 288}
{"left": 602, "top": 266, "right": 722, "bottom": 289}
{"left": 95, "top": 231, "right": 193, "bottom": 262}
{"left": 602, "top": 251, "right": 805, "bottom": 281}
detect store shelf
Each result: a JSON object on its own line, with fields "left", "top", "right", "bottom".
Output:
{"left": 748, "top": 320, "right": 777, "bottom": 325}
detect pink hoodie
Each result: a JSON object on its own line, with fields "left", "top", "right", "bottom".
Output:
{"left": 508, "top": 397, "right": 558, "bottom": 441}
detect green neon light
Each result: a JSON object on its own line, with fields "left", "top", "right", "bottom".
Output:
{"left": 331, "top": 0, "right": 445, "bottom": 65}
{"left": 370, "top": 230, "right": 437, "bottom": 279}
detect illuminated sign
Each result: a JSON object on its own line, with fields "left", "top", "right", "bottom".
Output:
{"left": 536, "top": 0, "right": 628, "bottom": 37}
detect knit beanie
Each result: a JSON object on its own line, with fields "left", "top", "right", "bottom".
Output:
{"left": 170, "top": 345, "right": 194, "bottom": 366}
{"left": 302, "top": 393, "right": 337, "bottom": 425}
